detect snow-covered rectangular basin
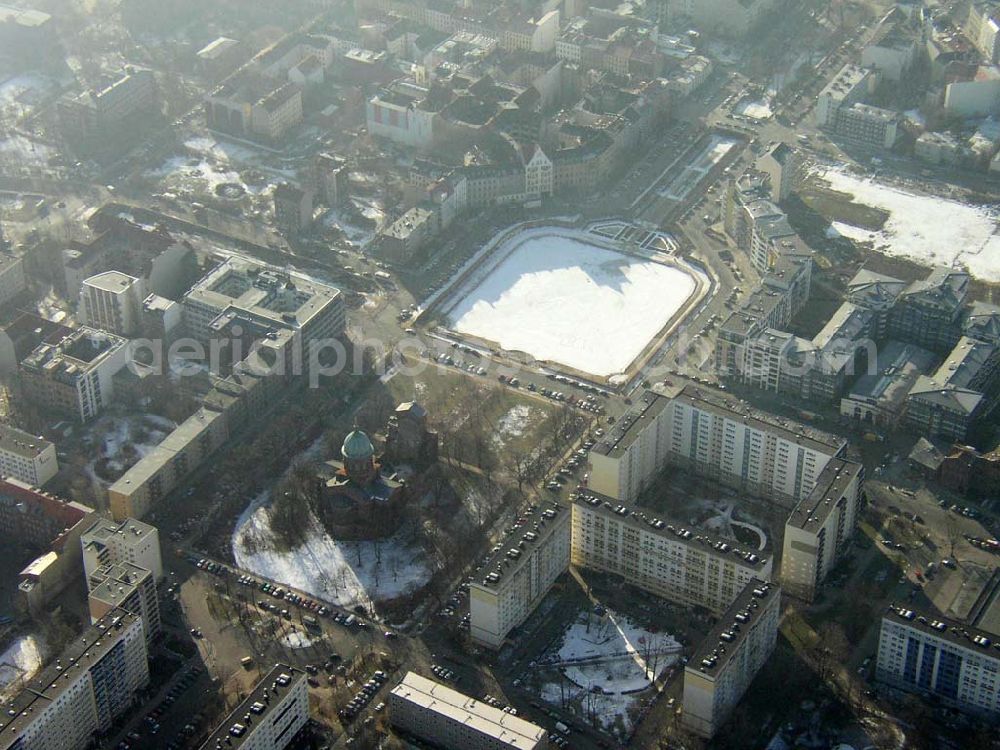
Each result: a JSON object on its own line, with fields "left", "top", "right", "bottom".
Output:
{"left": 446, "top": 230, "right": 698, "bottom": 377}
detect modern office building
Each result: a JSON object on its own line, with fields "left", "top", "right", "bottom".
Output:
{"left": 181, "top": 257, "right": 344, "bottom": 375}
{"left": 78, "top": 271, "right": 146, "bottom": 336}
{"left": 967, "top": 2, "right": 1000, "bottom": 63}
{"left": 0, "top": 610, "right": 149, "bottom": 750}
{"left": 781, "top": 458, "right": 864, "bottom": 602}
{"left": 87, "top": 562, "right": 161, "bottom": 644}
{"left": 0, "top": 424, "right": 58, "bottom": 486}
{"left": 198, "top": 665, "right": 309, "bottom": 750}
{"left": 389, "top": 672, "right": 548, "bottom": 750}
{"left": 19, "top": 328, "right": 131, "bottom": 422}
{"left": 81, "top": 517, "right": 162, "bottom": 580}
{"left": 682, "top": 580, "right": 780, "bottom": 738}
{"left": 815, "top": 64, "right": 875, "bottom": 127}
{"left": 469, "top": 503, "right": 570, "bottom": 648}
{"left": 571, "top": 493, "right": 772, "bottom": 615}
{"left": 876, "top": 605, "right": 999, "bottom": 720}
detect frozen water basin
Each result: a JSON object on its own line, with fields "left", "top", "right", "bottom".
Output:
{"left": 445, "top": 229, "right": 699, "bottom": 377}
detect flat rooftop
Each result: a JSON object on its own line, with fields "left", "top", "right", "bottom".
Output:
{"left": 785, "top": 458, "right": 863, "bottom": 533}
{"left": 882, "top": 604, "right": 1000, "bottom": 657}
{"left": 687, "top": 579, "right": 777, "bottom": 678}
{"left": 198, "top": 664, "right": 305, "bottom": 749}
{"left": 0, "top": 610, "right": 140, "bottom": 744}
{"left": 673, "top": 384, "right": 847, "bottom": 455}
{"left": 471, "top": 502, "right": 565, "bottom": 593}
{"left": 83, "top": 270, "right": 140, "bottom": 293}
{"left": 0, "top": 424, "right": 52, "bottom": 460}
{"left": 391, "top": 672, "right": 547, "bottom": 749}
{"left": 591, "top": 390, "right": 672, "bottom": 459}
{"left": 573, "top": 492, "right": 770, "bottom": 571}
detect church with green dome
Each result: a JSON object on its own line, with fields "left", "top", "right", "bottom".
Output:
{"left": 316, "top": 423, "right": 409, "bottom": 540}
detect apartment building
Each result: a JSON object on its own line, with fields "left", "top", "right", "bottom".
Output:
{"left": 87, "top": 562, "right": 161, "bottom": 644}
{"left": 389, "top": 672, "right": 548, "bottom": 750}
{"left": 889, "top": 268, "right": 970, "bottom": 354}
{"left": 846, "top": 268, "right": 907, "bottom": 339}
{"left": 571, "top": 494, "right": 772, "bottom": 615}
{"left": 79, "top": 271, "right": 146, "bottom": 336}
{"left": 81, "top": 517, "right": 162, "bottom": 580}
{"left": 58, "top": 68, "right": 158, "bottom": 141}
{"left": 591, "top": 386, "right": 848, "bottom": 507}
{"left": 755, "top": 143, "right": 799, "bottom": 204}
{"left": 967, "top": 2, "right": 1000, "bottom": 63}
{"left": 469, "top": 503, "right": 570, "bottom": 648}
{"left": 198, "top": 665, "right": 308, "bottom": 750}
{"left": 272, "top": 184, "right": 313, "bottom": 235}
{"left": 905, "top": 336, "right": 1000, "bottom": 442}
{"left": 682, "top": 580, "right": 780, "bottom": 738}
{"left": 840, "top": 341, "right": 936, "bottom": 428}
{"left": 19, "top": 328, "right": 131, "bottom": 422}
{"left": 0, "top": 424, "right": 58, "bottom": 486}
{"left": 781, "top": 458, "right": 864, "bottom": 602}
{"left": 815, "top": 64, "right": 875, "bottom": 129}
{"left": 108, "top": 407, "right": 228, "bottom": 521}
{"left": 1, "top": 479, "right": 95, "bottom": 610}
{"left": 0, "top": 254, "right": 26, "bottom": 308}
{"left": 0, "top": 610, "right": 149, "bottom": 750}
{"left": 587, "top": 390, "right": 673, "bottom": 503}
{"left": 876, "top": 605, "right": 999, "bottom": 719}
{"left": 964, "top": 301, "right": 1000, "bottom": 345}
{"left": 724, "top": 171, "right": 811, "bottom": 276}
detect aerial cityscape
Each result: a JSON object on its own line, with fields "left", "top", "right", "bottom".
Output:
{"left": 0, "top": 0, "right": 999, "bottom": 748}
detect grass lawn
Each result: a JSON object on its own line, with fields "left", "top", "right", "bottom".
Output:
{"left": 799, "top": 182, "right": 890, "bottom": 231}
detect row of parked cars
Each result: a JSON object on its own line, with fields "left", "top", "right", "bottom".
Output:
{"left": 547, "top": 439, "right": 596, "bottom": 491}
{"left": 339, "top": 670, "right": 389, "bottom": 723}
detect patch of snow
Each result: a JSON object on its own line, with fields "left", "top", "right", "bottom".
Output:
{"left": 814, "top": 166, "right": 1000, "bottom": 281}
{"left": 232, "top": 503, "right": 431, "bottom": 611}
{"left": 829, "top": 221, "right": 878, "bottom": 243}
{"left": 280, "top": 630, "right": 312, "bottom": 649}
{"left": 85, "top": 415, "right": 175, "bottom": 485}
{"left": 494, "top": 404, "right": 533, "bottom": 443}
{"left": 0, "top": 635, "right": 45, "bottom": 691}
{"left": 448, "top": 232, "right": 697, "bottom": 377}
{"left": 0, "top": 135, "right": 54, "bottom": 166}
{"left": 735, "top": 98, "right": 773, "bottom": 120}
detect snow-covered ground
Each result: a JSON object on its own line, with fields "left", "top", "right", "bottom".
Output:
{"left": 735, "top": 98, "right": 773, "bottom": 120}
{"left": 0, "top": 74, "right": 57, "bottom": 120}
{"left": 0, "top": 135, "right": 54, "bottom": 166}
{"left": 536, "top": 609, "right": 680, "bottom": 734}
{"left": 85, "top": 415, "right": 175, "bottom": 485}
{"left": 232, "top": 496, "right": 432, "bottom": 612}
{"left": 0, "top": 635, "right": 45, "bottom": 693}
{"left": 447, "top": 231, "right": 697, "bottom": 377}
{"left": 813, "top": 166, "right": 1000, "bottom": 281}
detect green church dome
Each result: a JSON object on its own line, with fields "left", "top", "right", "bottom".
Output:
{"left": 342, "top": 429, "right": 374, "bottom": 460}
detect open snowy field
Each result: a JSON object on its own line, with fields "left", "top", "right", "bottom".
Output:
{"left": 84, "top": 414, "right": 175, "bottom": 485}
{"left": 232, "top": 496, "right": 432, "bottom": 612}
{"left": 447, "top": 231, "right": 697, "bottom": 377}
{"left": 813, "top": 166, "right": 1000, "bottom": 281}
{"left": 534, "top": 609, "right": 681, "bottom": 735}
{"left": 735, "top": 98, "right": 773, "bottom": 120}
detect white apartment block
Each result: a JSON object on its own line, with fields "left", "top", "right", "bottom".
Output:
{"left": 81, "top": 517, "right": 162, "bottom": 580}
{"left": 87, "top": 561, "right": 161, "bottom": 645}
{"left": 198, "top": 665, "right": 309, "bottom": 750}
{"left": 79, "top": 271, "right": 146, "bottom": 336}
{"left": 390, "top": 672, "right": 548, "bottom": 750}
{"left": 571, "top": 494, "right": 772, "bottom": 615}
{"left": 815, "top": 64, "right": 874, "bottom": 128}
{"left": 781, "top": 458, "right": 864, "bottom": 602}
{"left": 877, "top": 606, "right": 999, "bottom": 720}
{"left": 682, "top": 581, "right": 780, "bottom": 738}
{"left": 0, "top": 610, "right": 149, "bottom": 750}
{"left": 0, "top": 254, "right": 26, "bottom": 308}
{"left": 0, "top": 424, "right": 58, "bottom": 487}
{"left": 589, "top": 386, "right": 847, "bottom": 507}
{"left": 469, "top": 503, "right": 570, "bottom": 649}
